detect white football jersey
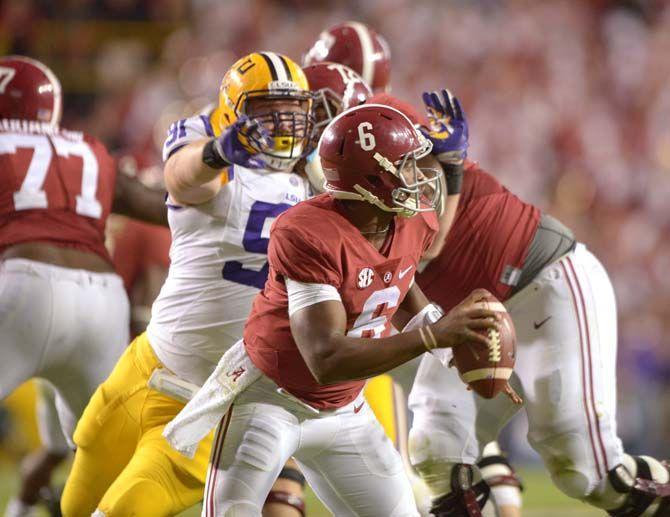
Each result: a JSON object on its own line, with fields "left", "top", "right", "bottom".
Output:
{"left": 147, "top": 114, "right": 311, "bottom": 384}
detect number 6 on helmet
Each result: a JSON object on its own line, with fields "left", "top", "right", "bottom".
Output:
{"left": 319, "top": 103, "right": 442, "bottom": 217}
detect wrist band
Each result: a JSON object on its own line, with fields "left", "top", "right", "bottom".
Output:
{"left": 202, "top": 139, "right": 229, "bottom": 169}
{"left": 442, "top": 162, "right": 463, "bottom": 195}
{"left": 419, "top": 326, "right": 439, "bottom": 351}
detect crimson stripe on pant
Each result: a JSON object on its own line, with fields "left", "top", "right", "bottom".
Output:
{"left": 560, "top": 260, "right": 603, "bottom": 478}
{"left": 205, "top": 405, "right": 234, "bottom": 517}
{"left": 566, "top": 256, "right": 610, "bottom": 472}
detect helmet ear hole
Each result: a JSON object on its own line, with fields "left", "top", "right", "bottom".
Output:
{"left": 366, "top": 175, "right": 382, "bottom": 187}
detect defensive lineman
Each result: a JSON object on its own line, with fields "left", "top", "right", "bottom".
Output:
{"left": 61, "top": 52, "right": 314, "bottom": 516}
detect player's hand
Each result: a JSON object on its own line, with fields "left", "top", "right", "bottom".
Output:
{"left": 420, "top": 89, "right": 468, "bottom": 165}
{"left": 428, "top": 289, "right": 500, "bottom": 349}
{"left": 211, "top": 116, "right": 271, "bottom": 169}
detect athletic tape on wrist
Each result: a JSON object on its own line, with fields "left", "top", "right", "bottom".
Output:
{"left": 420, "top": 326, "right": 439, "bottom": 351}
{"left": 202, "top": 139, "right": 229, "bottom": 169}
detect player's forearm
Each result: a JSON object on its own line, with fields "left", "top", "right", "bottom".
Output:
{"left": 164, "top": 139, "right": 222, "bottom": 205}
{"left": 307, "top": 331, "right": 427, "bottom": 384}
{"left": 112, "top": 173, "right": 168, "bottom": 227}
{"left": 422, "top": 193, "right": 459, "bottom": 262}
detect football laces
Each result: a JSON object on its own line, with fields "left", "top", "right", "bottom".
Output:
{"left": 488, "top": 328, "right": 501, "bottom": 363}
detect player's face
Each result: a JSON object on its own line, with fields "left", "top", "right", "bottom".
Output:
{"left": 397, "top": 154, "right": 440, "bottom": 202}
{"left": 244, "top": 97, "right": 312, "bottom": 163}
{"left": 245, "top": 98, "right": 310, "bottom": 135}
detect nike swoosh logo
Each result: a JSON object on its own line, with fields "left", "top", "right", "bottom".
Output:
{"left": 353, "top": 402, "right": 365, "bottom": 414}
{"left": 398, "top": 265, "right": 413, "bottom": 279}
{"left": 533, "top": 316, "right": 552, "bottom": 329}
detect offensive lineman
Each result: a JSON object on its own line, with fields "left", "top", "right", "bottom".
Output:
{"left": 61, "top": 52, "right": 314, "bottom": 517}
{"left": 0, "top": 55, "right": 168, "bottom": 517}
{"left": 406, "top": 89, "right": 670, "bottom": 516}
{"left": 199, "top": 103, "right": 506, "bottom": 515}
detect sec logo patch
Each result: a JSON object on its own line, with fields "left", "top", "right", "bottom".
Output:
{"left": 357, "top": 267, "right": 374, "bottom": 289}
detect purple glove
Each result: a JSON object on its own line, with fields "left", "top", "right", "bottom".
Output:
{"left": 420, "top": 89, "right": 468, "bottom": 164}
{"left": 211, "top": 116, "right": 271, "bottom": 169}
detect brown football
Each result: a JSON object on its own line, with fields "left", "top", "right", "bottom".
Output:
{"left": 452, "top": 293, "right": 517, "bottom": 398}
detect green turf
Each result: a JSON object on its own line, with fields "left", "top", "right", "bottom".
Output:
{"left": 0, "top": 461, "right": 604, "bottom": 516}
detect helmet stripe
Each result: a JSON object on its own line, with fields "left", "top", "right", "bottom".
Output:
{"left": 346, "top": 22, "right": 374, "bottom": 86}
{"left": 259, "top": 52, "right": 279, "bottom": 81}
{"left": 261, "top": 52, "right": 289, "bottom": 82}
{"left": 277, "top": 55, "right": 294, "bottom": 82}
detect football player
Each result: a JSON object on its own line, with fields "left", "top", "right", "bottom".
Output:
{"left": 299, "top": 61, "right": 371, "bottom": 191}
{"left": 305, "top": 24, "right": 524, "bottom": 516}
{"left": 0, "top": 55, "right": 168, "bottom": 517}
{"left": 61, "top": 52, "right": 314, "bottom": 517}
{"left": 199, "top": 103, "right": 506, "bottom": 515}
{"left": 405, "top": 89, "right": 670, "bottom": 516}
{"left": 303, "top": 21, "right": 391, "bottom": 93}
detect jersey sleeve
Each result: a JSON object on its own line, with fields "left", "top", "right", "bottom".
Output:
{"left": 268, "top": 226, "right": 342, "bottom": 287}
{"left": 162, "top": 114, "right": 215, "bottom": 162}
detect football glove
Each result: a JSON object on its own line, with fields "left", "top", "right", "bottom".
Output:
{"left": 207, "top": 116, "right": 271, "bottom": 169}
{"left": 420, "top": 89, "right": 468, "bottom": 165}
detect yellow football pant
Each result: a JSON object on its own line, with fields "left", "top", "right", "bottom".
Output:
{"left": 364, "top": 374, "right": 398, "bottom": 447}
{"left": 61, "top": 333, "right": 212, "bottom": 517}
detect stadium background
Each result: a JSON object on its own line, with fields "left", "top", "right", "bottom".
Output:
{"left": 1, "top": 0, "right": 669, "bottom": 515}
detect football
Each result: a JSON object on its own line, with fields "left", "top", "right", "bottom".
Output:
{"left": 452, "top": 293, "right": 517, "bottom": 399}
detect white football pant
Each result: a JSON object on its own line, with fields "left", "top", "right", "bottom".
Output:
{"left": 0, "top": 258, "right": 129, "bottom": 445}
{"left": 409, "top": 244, "right": 625, "bottom": 501}
{"left": 203, "top": 375, "right": 419, "bottom": 517}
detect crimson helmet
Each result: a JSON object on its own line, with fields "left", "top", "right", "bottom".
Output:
{"left": 304, "top": 22, "right": 391, "bottom": 92}
{"left": 304, "top": 62, "right": 372, "bottom": 132}
{"left": 0, "top": 56, "right": 62, "bottom": 126}
{"left": 319, "top": 104, "right": 441, "bottom": 216}
{"left": 366, "top": 92, "right": 429, "bottom": 128}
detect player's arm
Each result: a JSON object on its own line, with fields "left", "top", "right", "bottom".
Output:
{"left": 112, "top": 171, "right": 169, "bottom": 227}
{"left": 290, "top": 284, "right": 499, "bottom": 384}
{"left": 164, "top": 117, "right": 269, "bottom": 206}
{"left": 164, "top": 138, "right": 223, "bottom": 205}
{"left": 422, "top": 186, "right": 460, "bottom": 262}
{"left": 391, "top": 280, "right": 431, "bottom": 329}
{"left": 420, "top": 89, "right": 468, "bottom": 262}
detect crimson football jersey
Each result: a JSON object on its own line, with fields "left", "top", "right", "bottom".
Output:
{"left": 0, "top": 120, "right": 116, "bottom": 263}
{"left": 244, "top": 194, "right": 438, "bottom": 410}
{"left": 417, "top": 161, "right": 540, "bottom": 311}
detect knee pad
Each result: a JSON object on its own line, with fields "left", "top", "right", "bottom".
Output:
{"left": 408, "top": 427, "right": 477, "bottom": 472}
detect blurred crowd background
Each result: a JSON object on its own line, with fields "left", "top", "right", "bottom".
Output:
{"left": 1, "top": 0, "right": 668, "bottom": 458}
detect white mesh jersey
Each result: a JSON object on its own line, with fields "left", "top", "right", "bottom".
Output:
{"left": 147, "top": 114, "right": 311, "bottom": 384}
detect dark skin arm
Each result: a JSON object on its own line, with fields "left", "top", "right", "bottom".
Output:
{"left": 391, "top": 281, "right": 431, "bottom": 330}
{"left": 112, "top": 171, "right": 169, "bottom": 227}
{"left": 290, "top": 287, "right": 500, "bottom": 385}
